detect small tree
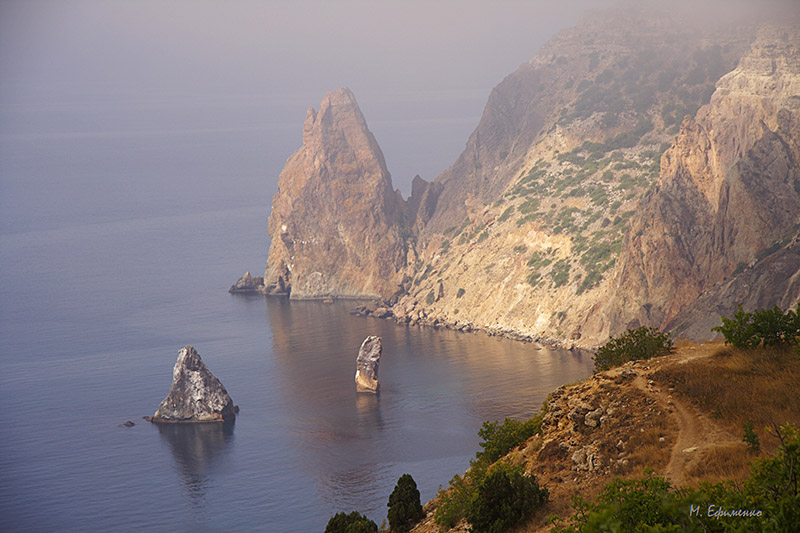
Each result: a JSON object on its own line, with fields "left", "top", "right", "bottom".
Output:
{"left": 476, "top": 417, "right": 541, "bottom": 463}
{"left": 712, "top": 303, "right": 800, "bottom": 348}
{"left": 325, "top": 511, "right": 377, "bottom": 533}
{"left": 594, "top": 326, "right": 672, "bottom": 372}
{"left": 387, "top": 474, "right": 424, "bottom": 532}
{"left": 466, "top": 464, "right": 548, "bottom": 533}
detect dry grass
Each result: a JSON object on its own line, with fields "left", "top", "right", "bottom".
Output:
{"left": 626, "top": 425, "right": 672, "bottom": 473}
{"left": 687, "top": 444, "right": 752, "bottom": 483}
{"left": 652, "top": 344, "right": 800, "bottom": 455}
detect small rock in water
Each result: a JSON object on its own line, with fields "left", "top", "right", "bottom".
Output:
{"left": 149, "top": 345, "right": 236, "bottom": 423}
{"left": 229, "top": 271, "right": 264, "bottom": 293}
{"left": 355, "top": 336, "right": 381, "bottom": 393}
{"left": 123, "top": 420, "right": 135, "bottom": 427}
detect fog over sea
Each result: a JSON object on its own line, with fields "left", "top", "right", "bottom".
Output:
{"left": 0, "top": 2, "right": 608, "bottom": 530}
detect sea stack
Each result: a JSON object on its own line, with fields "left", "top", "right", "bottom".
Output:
{"left": 150, "top": 345, "right": 236, "bottom": 423}
{"left": 355, "top": 336, "right": 381, "bottom": 393}
{"left": 263, "top": 88, "right": 409, "bottom": 300}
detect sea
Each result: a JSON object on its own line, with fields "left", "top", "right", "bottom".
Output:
{"left": 0, "top": 96, "right": 595, "bottom": 532}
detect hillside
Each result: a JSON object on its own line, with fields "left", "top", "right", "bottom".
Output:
{"left": 389, "top": 12, "right": 800, "bottom": 348}
{"left": 409, "top": 341, "right": 800, "bottom": 532}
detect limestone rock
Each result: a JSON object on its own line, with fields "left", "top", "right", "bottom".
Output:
{"left": 355, "top": 336, "right": 381, "bottom": 393}
{"left": 150, "top": 346, "right": 236, "bottom": 423}
{"left": 263, "top": 88, "right": 408, "bottom": 300}
{"left": 373, "top": 306, "right": 392, "bottom": 319}
{"left": 584, "top": 408, "right": 604, "bottom": 428}
{"left": 594, "top": 26, "right": 800, "bottom": 338}
{"left": 228, "top": 271, "right": 264, "bottom": 294}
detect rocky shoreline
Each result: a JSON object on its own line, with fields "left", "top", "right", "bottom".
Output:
{"left": 230, "top": 271, "right": 588, "bottom": 350}
{"left": 351, "top": 298, "right": 587, "bottom": 351}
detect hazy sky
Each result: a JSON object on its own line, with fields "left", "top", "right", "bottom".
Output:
{"left": 1, "top": 0, "right": 622, "bottom": 194}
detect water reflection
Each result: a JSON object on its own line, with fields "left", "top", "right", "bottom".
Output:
{"left": 156, "top": 422, "right": 234, "bottom": 509}
{"left": 356, "top": 392, "right": 385, "bottom": 431}
{"left": 262, "top": 297, "right": 594, "bottom": 517}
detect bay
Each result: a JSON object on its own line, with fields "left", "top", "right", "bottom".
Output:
{"left": 0, "top": 102, "right": 594, "bottom": 532}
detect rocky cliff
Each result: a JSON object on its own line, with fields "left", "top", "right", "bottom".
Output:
{"left": 263, "top": 88, "right": 409, "bottom": 300}
{"left": 585, "top": 25, "right": 800, "bottom": 341}
{"left": 255, "top": 7, "right": 800, "bottom": 347}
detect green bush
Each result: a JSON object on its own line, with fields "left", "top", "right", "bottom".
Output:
{"left": 466, "top": 463, "right": 549, "bottom": 533}
{"left": 594, "top": 326, "right": 673, "bottom": 372}
{"left": 742, "top": 423, "right": 800, "bottom": 530}
{"left": 477, "top": 417, "right": 541, "bottom": 463}
{"left": 434, "top": 460, "right": 488, "bottom": 529}
{"left": 324, "top": 511, "right": 378, "bottom": 533}
{"left": 550, "top": 259, "right": 571, "bottom": 288}
{"left": 434, "top": 412, "right": 547, "bottom": 529}
{"left": 497, "top": 205, "right": 515, "bottom": 222}
{"left": 456, "top": 288, "right": 466, "bottom": 299}
{"left": 425, "top": 290, "right": 435, "bottom": 305}
{"left": 712, "top": 304, "right": 800, "bottom": 348}
{"left": 743, "top": 420, "right": 760, "bottom": 454}
{"left": 387, "top": 474, "right": 424, "bottom": 532}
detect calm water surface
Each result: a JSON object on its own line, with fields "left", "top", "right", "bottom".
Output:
{"left": 0, "top": 104, "right": 594, "bottom": 532}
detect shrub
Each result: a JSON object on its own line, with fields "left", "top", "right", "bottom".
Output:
{"left": 712, "top": 304, "right": 800, "bottom": 348}
{"left": 594, "top": 326, "right": 673, "bottom": 372}
{"left": 387, "top": 474, "right": 424, "bottom": 532}
{"left": 712, "top": 304, "right": 759, "bottom": 348}
{"left": 435, "top": 415, "right": 546, "bottom": 529}
{"left": 325, "top": 511, "right": 378, "bottom": 533}
{"left": 477, "top": 417, "right": 541, "bottom": 463}
{"left": 550, "top": 259, "right": 571, "bottom": 288}
{"left": 743, "top": 423, "right": 800, "bottom": 530}
{"left": 434, "top": 460, "right": 488, "bottom": 529}
{"left": 456, "top": 288, "right": 466, "bottom": 299}
{"left": 425, "top": 290, "right": 435, "bottom": 305}
{"left": 519, "top": 198, "right": 539, "bottom": 214}
{"left": 497, "top": 205, "right": 514, "bottom": 222}
{"left": 743, "top": 420, "right": 760, "bottom": 454}
{"left": 466, "top": 464, "right": 548, "bottom": 533}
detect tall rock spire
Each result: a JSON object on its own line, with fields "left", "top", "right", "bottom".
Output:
{"left": 264, "top": 88, "right": 408, "bottom": 300}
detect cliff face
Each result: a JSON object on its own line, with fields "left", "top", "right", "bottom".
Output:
{"left": 257, "top": 9, "right": 800, "bottom": 347}
{"left": 421, "top": 9, "right": 747, "bottom": 236}
{"left": 587, "top": 26, "right": 800, "bottom": 340}
{"left": 263, "top": 88, "right": 408, "bottom": 300}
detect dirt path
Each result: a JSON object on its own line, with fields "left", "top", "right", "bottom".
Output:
{"left": 632, "top": 357, "right": 742, "bottom": 486}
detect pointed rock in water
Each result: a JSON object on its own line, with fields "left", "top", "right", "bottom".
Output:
{"left": 229, "top": 271, "right": 264, "bottom": 293}
{"left": 263, "top": 88, "right": 408, "bottom": 300}
{"left": 150, "top": 346, "right": 236, "bottom": 423}
{"left": 355, "top": 336, "right": 381, "bottom": 393}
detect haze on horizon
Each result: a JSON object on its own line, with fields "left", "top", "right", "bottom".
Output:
{"left": 1, "top": 0, "right": 796, "bottom": 209}
{"left": 1, "top": 0, "right": 616, "bottom": 199}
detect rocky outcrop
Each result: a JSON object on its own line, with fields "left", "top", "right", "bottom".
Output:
{"left": 263, "top": 88, "right": 409, "bottom": 300}
{"left": 228, "top": 271, "right": 264, "bottom": 293}
{"left": 150, "top": 346, "right": 236, "bottom": 423}
{"left": 355, "top": 336, "right": 381, "bottom": 393}
{"left": 587, "top": 26, "right": 800, "bottom": 340}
